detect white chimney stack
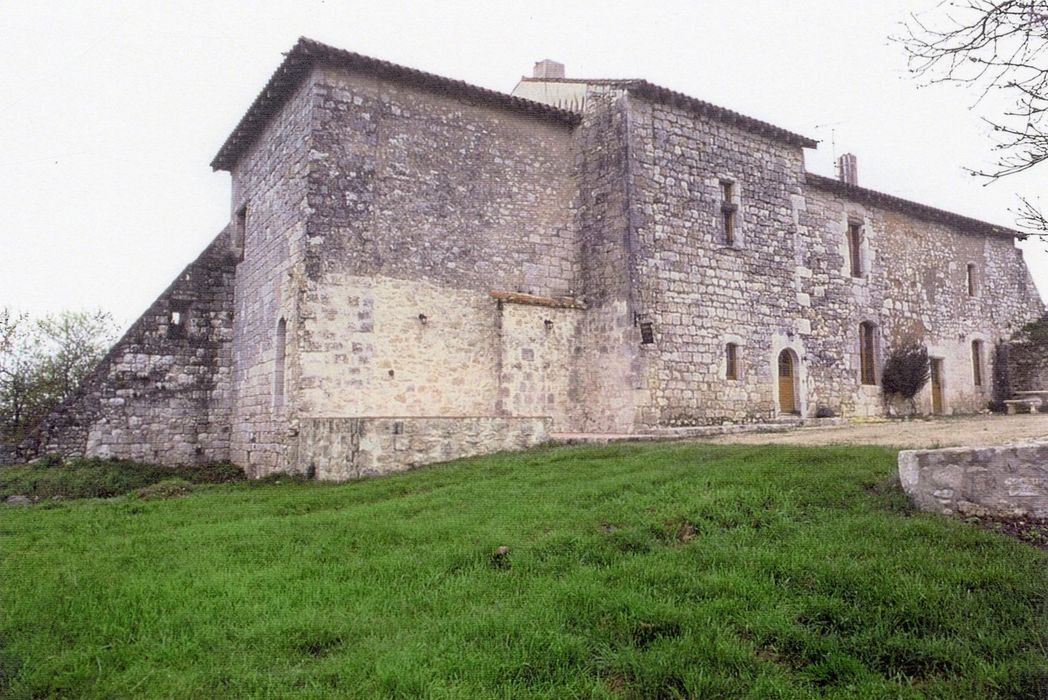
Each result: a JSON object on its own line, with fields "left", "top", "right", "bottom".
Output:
{"left": 532, "top": 59, "right": 565, "bottom": 79}
{"left": 837, "top": 153, "right": 858, "bottom": 186}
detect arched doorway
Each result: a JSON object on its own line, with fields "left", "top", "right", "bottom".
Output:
{"left": 777, "top": 349, "right": 799, "bottom": 414}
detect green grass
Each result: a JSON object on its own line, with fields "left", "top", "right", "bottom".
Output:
{"left": 1, "top": 443, "right": 1046, "bottom": 698}
{"left": 0, "top": 457, "right": 244, "bottom": 500}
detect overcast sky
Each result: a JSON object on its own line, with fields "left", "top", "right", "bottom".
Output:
{"left": 2, "top": 0, "right": 1045, "bottom": 329}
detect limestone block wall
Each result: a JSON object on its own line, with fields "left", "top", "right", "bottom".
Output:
{"left": 899, "top": 442, "right": 1048, "bottom": 519}
{"left": 803, "top": 188, "right": 1044, "bottom": 416}
{"left": 571, "top": 88, "right": 650, "bottom": 433}
{"left": 297, "top": 275, "right": 500, "bottom": 418}
{"left": 227, "top": 73, "right": 315, "bottom": 475}
{"left": 495, "top": 296, "right": 582, "bottom": 431}
{"left": 9, "top": 231, "right": 237, "bottom": 464}
{"left": 294, "top": 416, "right": 548, "bottom": 481}
{"left": 625, "top": 94, "right": 809, "bottom": 426}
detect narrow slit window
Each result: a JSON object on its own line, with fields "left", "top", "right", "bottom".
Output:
{"left": 720, "top": 180, "right": 737, "bottom": 246}
{"left": 234, "top": 205, "right": 247, "bottom": 262}
{"left": 725, "top": 343, "right": 738, "bottom": 380}
{"left": 847, "top": 223, "right": 863, "bottom": 277}
{"left": 274, "top": 318, "right": 287, "bottom": 409}
{"left": 966, "top": 263, "right": 977, "bottom": 297}
{"left": 971, "top": 340, "right": 983, "bottom": 386}
{"left": 859, "top": 322, "right": 877, "bottom": 385}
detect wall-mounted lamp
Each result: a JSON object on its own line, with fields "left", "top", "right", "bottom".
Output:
{"left": 417, "top": 313, "right": 428, "bottom": 325}
{"left": 544, "top": 319, "right": 554, "bottom": 331}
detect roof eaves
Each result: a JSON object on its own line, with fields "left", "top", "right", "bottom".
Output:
{"left": 806, "top": 173, "right": 1022, "bottom": 240}
{"left": 211, "top": 38, "right": 582, "bottom": 171}
{"left": 624, "top": 81, "right": 818, "bottom": 149}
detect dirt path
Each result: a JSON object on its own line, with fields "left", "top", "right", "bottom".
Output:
{"left": 705, "top": 413, "right": 1048, "bottom": 449}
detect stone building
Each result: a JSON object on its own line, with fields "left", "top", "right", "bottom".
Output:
{"left": 5, "top": 38, "right": 1044, "bottom": 477}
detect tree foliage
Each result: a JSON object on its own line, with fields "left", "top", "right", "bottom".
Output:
{"left": 897, "top": 1, "right": 1048, "bottom": 238}
{"left": 0, "top": 309, "right": 117, "bottom": 443}
{"left": 881, "top": 342, "right": 932, "bottom": 413}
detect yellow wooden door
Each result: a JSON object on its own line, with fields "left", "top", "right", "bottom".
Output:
{"left": 930, "top": 358, "right": 943, "bottom": 415}
{"left": 778, "top": 350, "right": 796, "bottom": 414}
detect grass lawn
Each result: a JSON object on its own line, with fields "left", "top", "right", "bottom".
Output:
{"left": 1, "top": 443, "right": 1046, "bottom": 698}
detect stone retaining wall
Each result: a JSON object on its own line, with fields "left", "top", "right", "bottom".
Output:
{"left": 294, "top": 416, "right": 549, "bottom": 481}
{"left": 898, "top": 442, "right": 1048, "bottom": 519}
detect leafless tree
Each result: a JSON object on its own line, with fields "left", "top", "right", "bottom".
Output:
{"left": 897, "top": 1, "right": 1048, "bottom": 239}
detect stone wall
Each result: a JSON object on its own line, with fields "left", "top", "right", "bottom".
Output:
{"left": 8, "top": 230, "right": 237, "bottom": 464}
{"left": 294, "top": 416, "right": 548, "bottom": 480}
{"left": 803, "top": 189, "right": 1043, "bottom": 416}
{"left": 227, "top": 73, "right": 315, "bottom": 475}
{"left": 899, "top": 442, "right": 1048, "bottom": 519}
{"left": 626, "top": 93, "right": 810, "bottom": 426}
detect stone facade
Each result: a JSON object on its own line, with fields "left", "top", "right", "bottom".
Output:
{"left": 5, "top": 38, "right": 1044, "bottom": 478}
{"left": 899, "top": 443, "right": 1048, "bottom": 519}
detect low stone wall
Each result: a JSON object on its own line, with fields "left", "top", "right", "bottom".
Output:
{"left": 294, "top": 416, "right": 550, "bottom": 481}
{"left": 898, "top": 442, "right": 1048, "bottom": 519}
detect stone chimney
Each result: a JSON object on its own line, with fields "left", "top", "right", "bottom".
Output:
{"left": 837, "top": 153, "right": 858, "bottom": 186}
{"left": 532, "top": 59, "right": 565, "bottom": 79}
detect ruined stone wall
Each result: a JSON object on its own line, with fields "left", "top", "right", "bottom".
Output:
{"left": 9, "top": 230, "right": 236, "bottom": 464}
{"left": 899, "top": 442, "right": 1048, "bottom": 519}
{"left": 625, "top": 95, "right": 809, "bottom": 426}
{"left": 227, "top": 74, "right": 315, "bottom": 476}
{"left": 803, "top": 187, "right": 1044, "bottom": 416}
{"left": 295, "top": 66, "right": 581, "bottom": 438}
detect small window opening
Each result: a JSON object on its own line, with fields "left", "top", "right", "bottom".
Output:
{"left": 725, "top": 343, "right": 738, "bottom": 380}
{"left": 720, "top": 180, "right": 737, "bottom": 246}
{"left": 971, "top": 340, "right": 984, "bottom": 386}
{"left": 639, "top": 322, "right": 655, "bottom": 345}
{"left": 966, "top": 263, "right": 977, "bottom": 297}
{"left": 274, "top": 318, "right": 287, "bottom": 409}
{"left": 234, "top": 205, "right": 247, "bottom": 262}
{"left": 859, "top": 321, "right": 877, "bottom": 385}
{"left": 847, "top": 222, "right": 863, "bottom": 277}
{"left": 170, "top": 311, "right": 182, "bottom": 326}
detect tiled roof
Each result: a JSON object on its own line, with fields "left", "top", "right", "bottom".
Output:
{"left": 211, "top": 38, "right": 581, "bottom": 171}
{"left": 518, "top": 77, "right": 817, "bottom": 148}
{"left": 806, "top": 173, "right": 1022, "bottom": 239}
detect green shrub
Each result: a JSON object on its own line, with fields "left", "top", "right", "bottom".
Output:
{"left": 881, "top": 343, "right": 930, "bottom": 414}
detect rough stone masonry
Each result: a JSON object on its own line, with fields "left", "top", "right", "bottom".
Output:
{"left": 4, "top": 38, "right": 1044, "bottom": 478}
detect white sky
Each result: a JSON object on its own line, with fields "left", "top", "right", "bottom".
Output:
{"left": 1, "top": 0, "right": 1045, "bottom": 330}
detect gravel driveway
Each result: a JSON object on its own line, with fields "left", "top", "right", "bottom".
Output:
{"left": 705, "top": 413, "right": 1048, "bottom": 449}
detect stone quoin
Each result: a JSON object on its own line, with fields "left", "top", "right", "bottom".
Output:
{"left": 5, "top": 38, "right": 1044, "bottom": 478}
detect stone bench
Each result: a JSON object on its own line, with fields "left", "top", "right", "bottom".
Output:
{"left": 1004, "top": 397, "right": 1043, "bottom": 414}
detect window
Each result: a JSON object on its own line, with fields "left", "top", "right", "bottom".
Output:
{"left": 859, "top": 322, "right": 877, "bottom": 385}
{"left": 725, "top": 343, "right": 739, "bottom": 380}
{"left": 639, "top": 321, "right": 655, "bottom": 345}
{"left": 966, "top": 263, "right": 977, "bottom": 297}
{"left": 274, "top": 318, "right": 287, "bottom": 409}
{"left": 234, "top": 205, "right": 247, "bottom": 262}
{"left": 720, "top": 180, "right": 737, "bottom": 246}
{"left": 170, "top": 311, "right": 182, "bottom": 326}
{"left": 847, "top": 222, "right": 863, "bottom": 277}
{"left": 971, "top": 340, "right": 984, "bottom": 386}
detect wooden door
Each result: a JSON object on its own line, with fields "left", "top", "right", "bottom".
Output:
{"left": 778, "top": 350, "right": 796, "bottom": 414}
{"left": 930, "top": 358, "right": 944, "bottom": 415}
